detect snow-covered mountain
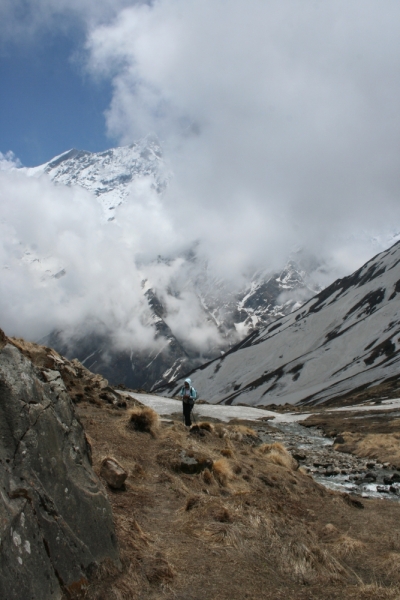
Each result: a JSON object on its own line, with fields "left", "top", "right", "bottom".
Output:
{"left": 6, "top": 139, "right": 320, "bottom": 389}
{"left": 24, "top": 134, "right": 168, "bottom": 221}
{"left": 165, "top": 240, "right": 400, "bottom": 406}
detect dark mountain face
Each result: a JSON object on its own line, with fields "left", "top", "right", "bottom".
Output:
{"left": 165, "top": 241, "right": 400, "bottom": 407}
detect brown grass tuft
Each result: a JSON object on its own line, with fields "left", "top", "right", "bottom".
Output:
{"left": 127, "top": 407, "right": 159, "bottom": 436}
{"left": 232, "top": 425, "right": 258, "bottom": 438}
{"left": 202, "top": 468, "right": 214, "bottom": 484}
{"left": 257, "top": 442, "right": 298, "bottom": 470}
{"left": 212, "top": 458, "right": 233, "bottom": 486}
{"left": 333, "top": 535, "right": 366, "bottom": 557}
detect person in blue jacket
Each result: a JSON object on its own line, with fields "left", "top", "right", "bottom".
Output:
{"left": 180, "top": 378, "right": 197, "bottom": 426}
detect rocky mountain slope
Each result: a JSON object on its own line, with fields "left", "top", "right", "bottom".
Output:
{"left": 166, "top": 240, "right": 400, "bottom": 407}
{"left": 0, "top": 328, "right": 120, "bottom": 599}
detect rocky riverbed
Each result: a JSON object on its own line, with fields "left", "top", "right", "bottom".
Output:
{"left": 257, "top": 420, "right": 400, "bottom": 500}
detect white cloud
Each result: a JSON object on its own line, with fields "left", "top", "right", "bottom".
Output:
{"left": 0, "top": 151, "right": 22, "bottom": 170}
{"left": 85, "top": 0, "right": 400, "bottom": 278}
{"left": 0, "top": 0, "right": 144, "bottom": 46}
{"left": 0, "top": 167, "right": 225, "bottom": 353}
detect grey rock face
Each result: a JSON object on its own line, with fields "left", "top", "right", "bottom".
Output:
{"left": 0, "top": 337, "right": 119, "bottom": 600}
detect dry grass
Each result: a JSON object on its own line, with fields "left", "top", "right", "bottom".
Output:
{"left": 348, "top": 583, "right": 400, "bottom": 599}
{"left": 127, "top": 406, "right": 159, "bottom": 436}
{"left": 331, "top": 535, "right": 366, "bottom": 557}
{"left": 257, "top": 442, "right": 298, "bottom": 470}
{"left": 215, "top": 424, "right": 258, "bottom": 443}
{"left": 212, "top": 458, "right": 234, "bottom": 486}
{"left": 201, "top": 468, "right": 214, "bottom": 484}
{"left": 336, "top": 432, "right": 400, "bottom": 467}
{"left": 75, "top": 399, "right": 400, "bottom": 599}
{"left": 278, "top": 538, "right": 347, "bottom": 583}
{"left": 378, "top": 552, "right": 400, "bottom": 579}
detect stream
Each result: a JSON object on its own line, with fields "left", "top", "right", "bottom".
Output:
{"left": 256, "top": 420, "right": 400, "bottom": 501}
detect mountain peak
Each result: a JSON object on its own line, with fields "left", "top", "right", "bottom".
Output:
{"left": 24, "top": 136, "right": 168, "bottom": 218}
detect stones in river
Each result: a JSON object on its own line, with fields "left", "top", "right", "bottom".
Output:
{"left": 292, "top": 451, "right": 306, "bottom": 461}
{"left": 384, "top": 473, "right": 400, "bottom": 485}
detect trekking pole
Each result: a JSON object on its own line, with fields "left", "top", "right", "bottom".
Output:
{"left": 191, "top": 403, "right": 197, "bottom": 425}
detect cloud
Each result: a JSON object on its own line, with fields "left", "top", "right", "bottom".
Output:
{"left": 0, "top": 151, "right": 22, "bottom": 170}
{"left": 85, "top": 0, "right": 400, "bottom": 279}
{"left": 0, "top": 0, "right": 143, "bottom": 46}
{"left": 0, "top": 167, "right": 226, "bottom": 353}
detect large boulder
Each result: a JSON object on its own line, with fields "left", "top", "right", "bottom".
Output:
{"left": 0, "top": 330, "right": 120, "bottom": 599}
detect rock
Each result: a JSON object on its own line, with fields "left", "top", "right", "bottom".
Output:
{"left": 292, "top": 451, "right": 306, "bottom": 461}
{"left": 390, "top": 486, "right": 398, "bottom": 494}
{"left": 334, "top": 435, "right": 345, "bottom": 444}
{"left": 100, "top": 458, "right": 128, "bottom": 489}
{"left": 383, "top": 462, "right": 391, "bottom": 469}
{"left": 177, "top": 451, "right": 213, "bottom": 475}
{"left": 364, "top": 472, "right": 377, "bottom": 481}
{"left": 390, "top": 472, "right": 400, "bottom": 483}
{"left": 0, "top": 339, "right": 120, "bottom": 600}
{"left": 366, "top": 462, "right": 376, "bottom": 469}
{"left": 377, "top": 486, "right": 390, "bottom": 493}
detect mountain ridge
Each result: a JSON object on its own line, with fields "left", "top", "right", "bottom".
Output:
{"left": 165, "top": 240, "right": 400, "bottom": 406}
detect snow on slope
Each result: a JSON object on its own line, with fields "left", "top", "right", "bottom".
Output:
{"left": 23, "top": 135, "right": 168, "bottom": 220}
{"left": 166, "top": 241, "right": 400, "bottom": 406}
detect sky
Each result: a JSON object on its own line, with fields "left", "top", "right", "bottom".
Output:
{"left": 1, "top": 0, "right": 400, "bottom": 351}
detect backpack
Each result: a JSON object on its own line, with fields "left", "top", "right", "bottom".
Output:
{"left": 181, "top": 385, "right": 197, "bottom": 403}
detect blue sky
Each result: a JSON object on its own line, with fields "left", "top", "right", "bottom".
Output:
{"left": 0, "top": 28, "right": 112, "bottom": 166}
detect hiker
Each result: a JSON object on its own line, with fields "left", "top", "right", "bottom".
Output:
{"left": 180, "top": 378, "right": 197, "bottom": 426}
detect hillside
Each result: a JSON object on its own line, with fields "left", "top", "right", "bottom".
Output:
{"left": 165, "top": 240, "right": 400, "bottom": 407}
{"left": 3, "top": 329, "right": 400, "bottom": 598}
